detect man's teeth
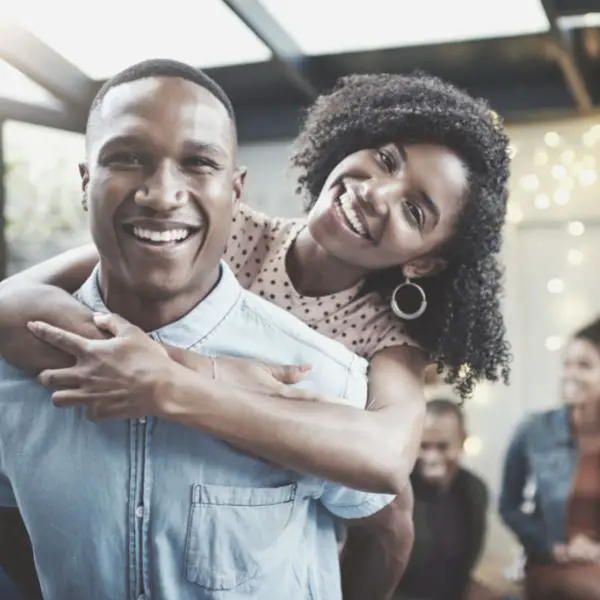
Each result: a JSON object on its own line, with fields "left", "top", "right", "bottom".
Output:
{"left": 336, "top": 193, "right": 367, "bottom": 237}
{"left": 132, "top": 227, "right": 191, "bottom": 243}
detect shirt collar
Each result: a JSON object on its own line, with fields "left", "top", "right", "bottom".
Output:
{"left": 76, "top": 261, "right": 242, "bottom": 348}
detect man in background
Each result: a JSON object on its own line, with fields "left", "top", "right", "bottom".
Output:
{"left": 395, "top": 398, "right": 497, "bottom": 600}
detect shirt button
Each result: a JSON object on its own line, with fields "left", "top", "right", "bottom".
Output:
{"left": 135, "top": 505, "right": 144, "bottom": 518}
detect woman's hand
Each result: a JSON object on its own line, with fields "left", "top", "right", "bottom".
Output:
{"left": 567, "top": 535, "right": 600, "bottom": 563}
{"left": 27, "top": 313, "right": 315, "bottom": 421}
{"left": 28, "top": 314, "right": 175, "bottom": 421}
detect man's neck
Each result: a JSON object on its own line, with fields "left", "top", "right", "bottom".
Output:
{"left": 97, "top": 265, "right": 221, "bottom": 332}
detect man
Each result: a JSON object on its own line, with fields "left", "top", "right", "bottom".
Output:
{"left": 395, "top": 398, "right": 494, "bottom": 600}
{"left": 0, "top": 60, "right": 408, "bottom": 599}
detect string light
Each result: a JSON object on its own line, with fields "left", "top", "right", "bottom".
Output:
{"left": 506, "top": 203, "right": 523, "bottom": 223}
{"left": 547, "top": 278, "right": 565, "bottom": 293}
{"left": 463, "top": 436, "right": 482, "bottom": 457}
{"left": 567, "top": 221, "right": 585, "bottom": 236}
{"left": 534, "top": 150, "right": 549, "bottom": 166}
{"left": 534, "top": 193, "right": 550, "bottom": 209}
{"left": 544, "top": 132, "right": 561, "bottom": 147}
{"left": 553, "top": 189, "right": 570, "bottom": 205}
{"left": 583, "top": 131, "right": 596, "bottom": 147}
{"left": 578, "top": 170, "right": 597, "bottom": 186}
{"left": 560, "top": 149, "right": 575, "bottom": 164}
{"left": 581, "top": 155, "right": 596, "bottom": 169}
{"left": 567, "top": 249, "right": 584, "bottom": 266}
{"left": 545, "top": 336, "right": 563, "bottom": 351}
{"left": 551, "top": 164, "right": 567, "bottom": 180}
{"left": 519, "top": 174, "right": 539, "bottom": 191}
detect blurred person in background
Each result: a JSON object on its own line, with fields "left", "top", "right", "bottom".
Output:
{"left": 500, "top": 317, "right": 600, "bottom": 600}
{"left": 394, "top": 398, "right": 498, "bottom": 600}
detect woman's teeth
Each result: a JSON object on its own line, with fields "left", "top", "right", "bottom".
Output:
{"left": 132, "top": 227, "right": 191, "bottom": 243}
{"left": 335, "top": 192, "right": 367, "bottom": 237}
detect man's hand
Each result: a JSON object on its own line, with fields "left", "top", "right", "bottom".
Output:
{"left": 27, "top": 314, "right": 173, "bottom": 421}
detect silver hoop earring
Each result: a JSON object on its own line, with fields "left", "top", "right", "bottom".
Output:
{"left": 390, "top": 278, "right": 427, "bottom": 320}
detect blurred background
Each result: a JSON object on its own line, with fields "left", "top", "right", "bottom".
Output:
{"left": 2, "top": 0, "right": 600, "bottom": 597}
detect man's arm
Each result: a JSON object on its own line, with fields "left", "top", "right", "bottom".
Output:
{"left": 339, "top": 486, "right": 414, "bottom": 600}
{"left": 0, "top": 508, "right": 42, "bottom": 600}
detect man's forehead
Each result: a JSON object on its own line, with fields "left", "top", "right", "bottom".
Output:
{"left": 93, "top": 77, "right": 234, "bottom": 149}
{"left": 423, "top": 413, "right": 462, "bottom": 439}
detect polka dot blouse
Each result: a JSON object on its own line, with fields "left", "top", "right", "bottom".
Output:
{"left": 224, "top": 204, "right": 417, "bottom": 360}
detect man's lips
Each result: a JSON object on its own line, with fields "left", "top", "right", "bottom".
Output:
{"left": 121, "top": 219, "right": 203, "bottom": 246}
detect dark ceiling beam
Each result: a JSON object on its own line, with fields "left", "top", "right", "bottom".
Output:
{"left": 542, "top": 0, "right": 594, "bottom": 112}
{"left": 0, "top": 19, "right": 96, "bottom": 108}
{"left": 221, "top": 0, "right": 318, "bottom": 100}
{"left": 0, "top": 99, "right": 85, "bottom": 134}
{"left": 555, "top": 0, "right": 600, "bottom": 16}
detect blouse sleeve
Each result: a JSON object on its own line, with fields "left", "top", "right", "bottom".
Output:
{"left": 362, "top": 312, "right": 422, "bottom": 359}
{"left": 224, "top": 203, "right": 274, "bottom": 277}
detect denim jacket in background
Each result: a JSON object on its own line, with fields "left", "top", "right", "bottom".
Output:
{"left": 499, "top": 407, "right": 577, "bottom": 563}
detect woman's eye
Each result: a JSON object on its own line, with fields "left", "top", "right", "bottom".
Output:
{"left": 378, "top": 149, "right": 396, "bottom": 172}
{"left": 407, "top": 202, "right": 423, "bottom": 228}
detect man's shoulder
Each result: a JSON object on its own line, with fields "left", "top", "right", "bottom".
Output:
{"left": 456, "top": 468, "right": 489, "bottom": 506}
{"left": 0, "top": 359, "right": 33, "bottom": 385}
{"left": 237, "top": 289, "right": 367, "bottom": 373}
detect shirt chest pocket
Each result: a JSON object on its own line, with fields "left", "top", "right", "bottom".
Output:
{"left": 184, "top": 482, "right": 304, "bottom": 591}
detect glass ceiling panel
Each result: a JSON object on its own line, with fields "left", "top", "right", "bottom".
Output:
{"left": 0, "top": 60, "right": 59, "bottom": 106}
{"left": 3, "top": 0, "right": 272, "bottom": 80}
{"left": 260, "top": 0, "right": 550, "bottom": 55}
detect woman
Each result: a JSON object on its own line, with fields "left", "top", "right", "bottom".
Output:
{"left": 0, "top": 72, "right": 511, "bottom": 494}
{"left": 500, "top": 318, "right": 600, "bottom": 600}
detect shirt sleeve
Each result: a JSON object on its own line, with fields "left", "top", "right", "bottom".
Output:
{"left": 0, "top": 471, "right": 17, "bottom": 508}
{"left": 320, "top": 482, "right": 395, "bottom": 520}
{"left": 317, "top": 353, "right": 395, "bottom": 519}
{"left": 224, "top": 203, "right": 273, "bottom": 279}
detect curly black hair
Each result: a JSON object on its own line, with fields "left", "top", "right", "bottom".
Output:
{"left": 291, "top": 72, "right": 512, "bottom": 398}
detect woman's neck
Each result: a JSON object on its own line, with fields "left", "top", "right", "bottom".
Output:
{"left": 286, "top": 227, "right": 370, "bottom": 296}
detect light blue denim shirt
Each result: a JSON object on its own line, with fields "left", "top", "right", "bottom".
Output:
{"left": 0, "top": 263, "right": 394, "bottom": 600}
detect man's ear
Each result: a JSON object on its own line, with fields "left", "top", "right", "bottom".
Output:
{"left": 232, "top": 166, "right": 247, "bottom": 218}
{"left": 78, "top": 162, "right": 89, "bottom": 191}
{"left": 402, "top": 256, "right": 448, "bottom": 279}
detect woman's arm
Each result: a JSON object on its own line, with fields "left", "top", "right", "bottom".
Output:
{"left": 499, "top": 422, "right": 554, "bottom": 562}
{"left": 30, "top": 316, "right": 427, "bottom": 494}
{"left": 0, "top": 245, "right": 100, "bottom": 371}
{"left": 165, "top": 344, "right": 427, "bottom": 493}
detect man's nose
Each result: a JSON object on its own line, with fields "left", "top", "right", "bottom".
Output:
{"left": 135, "top": 163, "right": 188, "bottom": 211}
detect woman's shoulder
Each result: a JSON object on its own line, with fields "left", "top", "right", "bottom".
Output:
{"left": 225, "top": 203, "right": 302, "bottom": 284}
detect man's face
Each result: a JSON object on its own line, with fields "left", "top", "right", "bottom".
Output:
{"left": 416, "top": 412, "right": 465, "bottom": 489}
{"left": 81, "top": 76, "right": 244, "bottom": 302}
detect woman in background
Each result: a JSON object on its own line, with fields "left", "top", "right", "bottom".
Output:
{"left": 500, "top": 317, "right": 600, "bottom": 600}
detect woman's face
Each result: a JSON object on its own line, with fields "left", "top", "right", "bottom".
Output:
{"left": 306, "top": 142, "right": 469, "bottom": 278}
{"left": 561, "top": 338, "right": 600, "bottom": 406}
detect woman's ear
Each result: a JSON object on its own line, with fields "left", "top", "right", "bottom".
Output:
{"left": 403, "top": 256, "right": 448, "bottom": 279}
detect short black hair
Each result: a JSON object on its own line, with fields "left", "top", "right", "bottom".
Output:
{"left": 426, "top": 398, "right": 465, "bottom": 433}
{"left": 87, "top": 58, "right": 235, "bottom": 131}
{"left": 291, "top": 72, "right": 512, "bottom": 399}
{"left": 574, "top": 317, "right": 600, "bottom": 349}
